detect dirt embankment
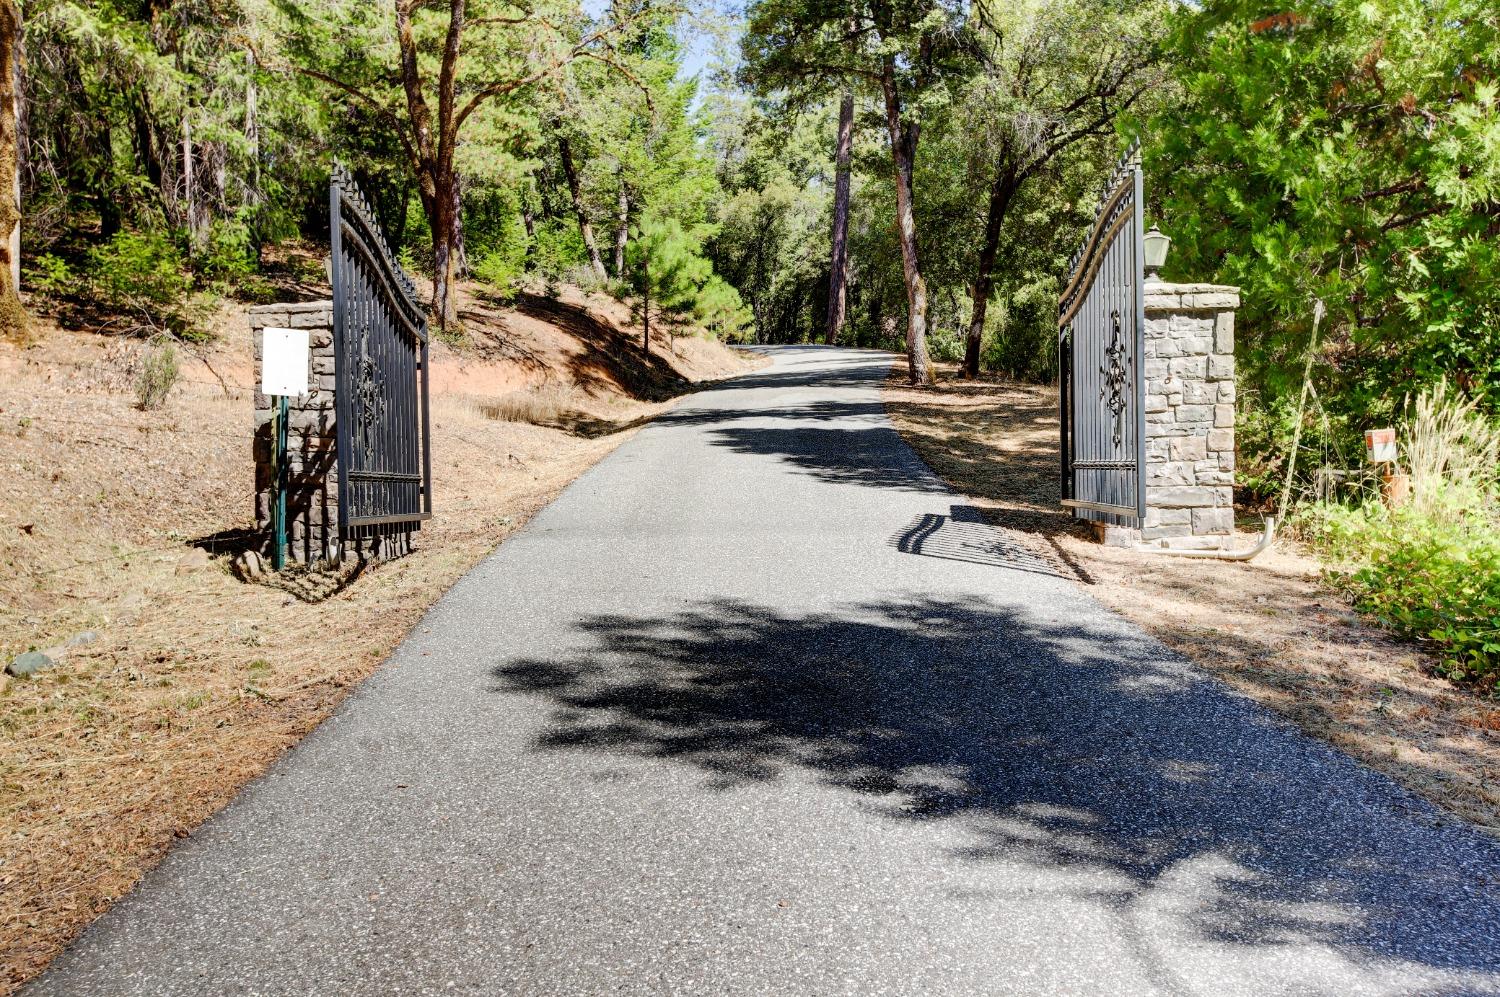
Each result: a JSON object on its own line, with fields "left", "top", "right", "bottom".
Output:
{"left": 0, "top": 282, "right": 754, "bottom": 992}
{"left": 885, "top": 366, "right": 1499, "bottom": 838}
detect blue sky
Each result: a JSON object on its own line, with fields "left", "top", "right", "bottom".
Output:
{"left": 580, "top": 0, "right": 739, "bottom": 85}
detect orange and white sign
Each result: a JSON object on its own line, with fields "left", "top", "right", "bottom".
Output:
{"left": 1364, "top": 427, "right": 1397, "bottom": 463}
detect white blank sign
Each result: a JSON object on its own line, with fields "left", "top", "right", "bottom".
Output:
{"left": 261, "top": 327, "right": 310, "bottom": 397}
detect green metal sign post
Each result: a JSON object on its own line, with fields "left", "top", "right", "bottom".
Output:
{"left": 271, "top": 394, "right": 289, "bottom": 570}
{"left": 262, "top": 326, "right": 309, "bottom": 571}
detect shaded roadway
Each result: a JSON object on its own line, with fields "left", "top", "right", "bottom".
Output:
{"left": 30, "top": 346, "right": 1500, "bottom": 996}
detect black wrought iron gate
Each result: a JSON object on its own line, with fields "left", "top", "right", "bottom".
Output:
{"left": 1058, "top": 147, "right": 1146, "bottom": 524}
{"left": 330, "top": 164, "right": 432, "bottom": 538}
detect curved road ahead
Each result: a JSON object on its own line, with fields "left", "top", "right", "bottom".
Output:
{"left": 31, "top": 347, "right": 1500, "bottom": 995}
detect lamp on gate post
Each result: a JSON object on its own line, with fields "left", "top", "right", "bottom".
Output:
{"left": 1143, "top": 225, "right": 1171, "bottom": 279}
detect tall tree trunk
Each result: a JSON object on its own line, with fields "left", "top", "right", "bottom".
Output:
{"left": 557, "top": 130, "right": 607, "bottom": 281}
{"left": 245, "top": 54, "right": 259, "bottom": 197}
{"left": 613, "top": 176, "right": 629, "bottom": 277}
{"left": 8, "top": 0, "right": 18, "bottom": 293}
{"left": 825, "top": 87, "right": 854, "bottom": 346}
{"left": 182, "top": 118, "right": 210, "bottom": 254}
{"left": 641, "top": 265, "right": 651, "bottom": 355}
{"left": 245, "top": 49, "right": 262, "bottom": 259}
{"left": 430, "top": 171, "right": 456, "bottom": 330}
{"left": 450, "top": 177, "right": 467, "bottom": 279}
{"left": 182, "top": 118, "right": 194, "bottom": 238}
{"left": 521, "top": 206, "right": 536, "bottom": 269}
{"left": 211, "top": 145, "right": 227, "bottom": 221}
{"left": 0, "top": 0, "right": 23, "bottom": 337}
{"left": 134, "top": 102, "right": 162, "bottom": 194}
{"left": 879, "top": 55, "right": 932, "bottom": 385}
{"left": 963, "top": 164, "right": 1018, "bottom": 378}
{"left": 96, "top": 127, "right": 121, "bottom": 239}
{"left": 389, "top": 179, "right": 412, "bottom": 249}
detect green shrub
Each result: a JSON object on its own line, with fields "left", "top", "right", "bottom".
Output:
{"left": 927, "top": 328, "right": 964, "bottom": 364}
{"left": 1300, "top": 382, "right": 1500, "bottom": 686}
{"left": 198, "top": 218, "right": 256, "bottom": 286}
{"left": 88, "top": 229, "right": 192, "bottom": 313}
{"left": 981, "top": 280, "right": 1058, "bottom": 382}
{"left": 237, "top": 275, "right": 280, "bottom": 304}
{"left": 84, "top": 228, "right": 215, "bottom": 338}
{"left": 472, "top": 245, "right": 527, "bottom": 300}
{"left": 694, "top": 276, "right": 753, "bottom": 342}
{"left": 24, "top": 253, "right": 76, "bottom": 296}
{"left": 134, "top": 337, "right": 179, "bottom": 410}
{"left": 530, "top": 221, "right": 587, "bottom": 283}
{"left": 396, "top": 244, "right": 426, "bottom": 278}
{"left": 565, "top": 263, "right": 609, "bottom": 295}
{"left": 1305, "top": 501, "right": 1500, "bottom": 685}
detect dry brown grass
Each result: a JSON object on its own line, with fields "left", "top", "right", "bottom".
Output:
{"left": 0, "top": 288, "right": 752, "bottom": 992}
{"left": 884, "top": 362, "right": 1500, "bottom": 837}
{"left": 471, "top": 382, "right": 579, "bottom": 425}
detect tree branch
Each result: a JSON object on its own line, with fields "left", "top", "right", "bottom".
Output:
{"left": 279, "top": 62, "right": 419, "bottom": 172}
{"left": 453, "top": 9, "right": 664, "bottom": 130}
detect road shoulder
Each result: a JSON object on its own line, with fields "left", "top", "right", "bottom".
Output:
{"left": 884, "top": 363, "right": 1500, "bottom": 838}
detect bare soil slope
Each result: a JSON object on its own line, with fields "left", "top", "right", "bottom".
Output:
{"left": 0, "top": 282, "right": 753, "bottom": 991}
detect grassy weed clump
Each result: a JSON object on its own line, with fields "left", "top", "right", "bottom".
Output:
{"left": 134, "top": 337, "right": 180, "bottom": 410}
{"left": 1301, "top": 382, "right": 1500, "bottom": 687}
{"left": 1403, "top": 381, "right": 1500, "bottom": 513}
{"left": 1306, "top": 502, "right": 1500, "bottom": 685}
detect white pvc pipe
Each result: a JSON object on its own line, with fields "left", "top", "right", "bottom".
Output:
{"left": 1137, "top": 516, "right": 1277, "bottom": 561}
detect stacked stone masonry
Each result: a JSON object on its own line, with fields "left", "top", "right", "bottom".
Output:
{"left": 1135, "top": 281, "right": 1240, "bottom": 550}
{"left": 251, "top": 302, "right": 412, "bottom": 566}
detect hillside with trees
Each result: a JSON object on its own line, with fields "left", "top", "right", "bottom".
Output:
{"left": 13, "top": 0, "right": 748, "bottom": 345}
{"left": 14, "top": 0, "right": 1493, "bottom": 448}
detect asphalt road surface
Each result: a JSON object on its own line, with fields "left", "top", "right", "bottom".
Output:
{"left": 30, "top": 346, "right": 1500, "bottom": 996}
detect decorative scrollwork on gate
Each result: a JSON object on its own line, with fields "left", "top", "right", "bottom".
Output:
{"left": 1100, "top": 311, "right": 1128, "bottom": 447}
{"left": 352, "top": 325, "right": 388, "bottom": 468}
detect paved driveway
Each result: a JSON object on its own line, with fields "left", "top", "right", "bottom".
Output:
{"left": 30, "top": 346, "right": 1500, "bottom": 995}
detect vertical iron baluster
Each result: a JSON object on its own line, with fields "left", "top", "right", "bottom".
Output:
{"left": 1128, "top": 159, "right": 1140, "bottom": 515}
{"left": 331, "top": 174, "right": 350, "bottom": 544}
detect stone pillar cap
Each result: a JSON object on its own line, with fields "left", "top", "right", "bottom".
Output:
{"left": 1144, "top": 282, "right": 1241, "bottom": 309}
{"left": 1142, "top": 280, "right": 1240, "bottom": 293}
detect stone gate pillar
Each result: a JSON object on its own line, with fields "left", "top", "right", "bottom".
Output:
{"left": 1112, "top": 281, "right": 1241, "bottom": 549}
{"left": 251, "top": 302, "right": 338, "bottom": 565}
{"left": 250, "top": 301, "right": 413, "bottom": 567}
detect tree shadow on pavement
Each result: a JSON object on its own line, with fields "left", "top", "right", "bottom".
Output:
{"left": 706, "top": 422, "right": 950, "bottom": 495}
{"left": 670, "top": 351, "right": 1071, "bottom": 511}
{"left": 490, "top": 595, "right": 1500, "bottom": 981}
{"left": 670, "top": 365, "right": 951, "bottom": 497}
{"left": 721, "top": 348, "right": 896, "bottom": 393}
